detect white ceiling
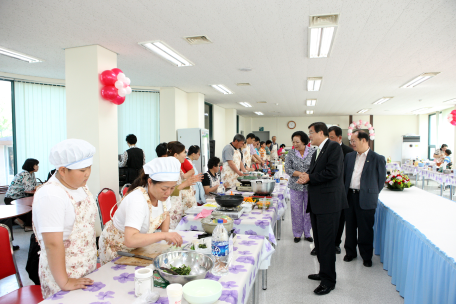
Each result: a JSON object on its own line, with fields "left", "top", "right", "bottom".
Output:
{"left": 1, "top": 0, "right": 455, "bottom": 117}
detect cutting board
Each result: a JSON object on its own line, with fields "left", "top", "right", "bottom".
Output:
{"left": 114, "top": 243, "right": 172, "bottom": 267}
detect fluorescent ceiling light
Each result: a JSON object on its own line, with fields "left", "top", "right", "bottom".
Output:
{"left": 306, "top": 110, "right": 314, "bottom": 114}
{"left": 373, "top": 97, "right": 393, "bottom": 105}
{"left": 0, "top": 46, "right": 42, "bottom": 63}
{"left": 411, "top": 107, "right": 432, "bottom": 114}
{"left": 239, "top": 102, "right": 252, "bottom": 108}
{"left": 307, "top": 77, "right": 322, "bottom": 91}
{"left": 139, "top": 40, "right": 193, "bottom": 67}
{"left": 306, "top": 99, "right": 317, "bottom": 106}
{"left": 254, "top": 112, "right": 264, "bottom": 115}
{"left": 210, "top": 84, "right": 233, "bottom": 95}
{"left": 400, "top": 72, "right": 440, "bottom": 88}
{"left": 357, "top": 109, "right": 370, "bottom": 114}
{"left": 443, "top": 98, "right": 456, "bottom": 104}
{"left": 309, "top": 27, "right": 335, "bottom": 58}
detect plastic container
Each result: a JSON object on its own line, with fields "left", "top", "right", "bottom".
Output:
{"left": 211, "top": 219, "right": 229, "bottom": 275}
{"left": 217, "top": 182, "right": 225, "bottom": 194}
{"left": 135, "top": 267, "right": 153, "bottom": 297}
{"left": 167, "top": 283, "right": 183, "bottom": 304}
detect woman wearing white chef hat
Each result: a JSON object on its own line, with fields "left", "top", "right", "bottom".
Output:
{"left": 98, "top": 157, "right": 183, "bottom": 265}
{"left": 32, "top": 139, "right": 97, "bottom": 299}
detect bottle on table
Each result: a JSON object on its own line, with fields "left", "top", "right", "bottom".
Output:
{"left": 212, "top": 219, "right": 229, "bottom": 275}
{"left": 217, "top": 182, "right": 225, "bottom": 194}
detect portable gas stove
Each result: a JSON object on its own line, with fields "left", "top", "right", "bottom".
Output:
{"left": 214, "top": 205, "right": 244, "bottom": 219}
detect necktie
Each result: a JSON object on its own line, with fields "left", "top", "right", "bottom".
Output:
{"left": 315, "top": 147, "right": 321, "bottom": 159}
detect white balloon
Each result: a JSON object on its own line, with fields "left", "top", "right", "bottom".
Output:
{"left": 349, "top": 124, "right": 355, "bottom": 128}
{"left": 367, "top": 124, "right": 372, "bottom": 128}
{"left": 115, "top": 80, "right": 124, "bottom": 89}
{"left": 124, "top": 77, "right": 131, "bottom": 85}
{"left": 125, "top": 86, "right": 132, "bottom": 94}
{"left": 118, "top": 88, "right": 127, "bottom": 97}
{"left": 117, "top": 73, "right": 126, "bottom": 82}
{"left": 370, "top": 136, "right": 375, "bottom": 140}
{"left": 369, "top": 129, "right": 374, "bottom": 134}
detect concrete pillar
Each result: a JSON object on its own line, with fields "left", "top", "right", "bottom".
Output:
{"left": 225, "top": 109, "right": 237, "bottom": 142}
{"left": 187, "top": 93, "right": 205, "bottom": 129}
{"left": 159, "top": 87, "right": 178, "bottom": 142}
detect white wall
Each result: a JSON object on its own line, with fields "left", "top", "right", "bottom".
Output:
{"left": 187, "top": 93, "right": 205, "bottom": 129}
{"left": 225, "top": 109, "right": 237, "bottom": 143}
{"left": 213, "top": 105, "right": 226, "bottom": 158}
{"left": 419, "top": 114, "right": 429, "bottom": 159}
{"left": 175, "top": 88, "right": 188, "bottom": 131}
{"left": 238, "top": 116, "right": 245, "bottom": 135}
{"left": 159, "top": 87, "right": 177, "bottom": 142}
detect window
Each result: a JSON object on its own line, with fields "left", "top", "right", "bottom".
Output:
{"left": 0, "top": 80, "right": 14, "bottom": 185}
{"left": 428, "top": 113, "right": 436, "bottom": 159}
{"left": 204, "top": 102, "right": 213, "bottom": 140}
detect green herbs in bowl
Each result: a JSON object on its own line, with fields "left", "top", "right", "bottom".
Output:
{"left": 163, "top": 264, "right": 192, "bottom": 276}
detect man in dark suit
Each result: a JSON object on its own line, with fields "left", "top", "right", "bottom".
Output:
{"left": 343, "top": 130, "right": 386, "bottom": 267}
{"left": 299, "top": 122, "right": 348, "bottom": 295}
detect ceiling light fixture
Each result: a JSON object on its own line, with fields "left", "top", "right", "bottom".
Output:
{"left": 138, "top": 40, "right": 193, "bottom": 67}
{"left": 0, "top": 46, "right": 42, "bottom": 63}
{"left": 443, "top": 98, "right": 456, "bottom": 104}
{"left": 306, "top": 110, "right": 314, "bottom": 114}
{"left": 239, "top": 102, "right": 252, "bottom": 108}
{"left": 307, "top": 77, "right": 322, "bottom": 91}
{"left": 373, "top": 97, "right": 393, "bottom": 105}
{"left": 308, "top": 15, "right": 339, "bottom": 58}
{"left": 357, "top": 109, "right": 370, "bottom": 114}
{"left": 400, "top": 72, "right": 440, "bottom": 88}
{"left": 411, "top": 107, "right": 432, "bottom": 114}
{"left": 254, "top": 112, "right": 264, "bottom": 115}
{"left": 210, "top": 84, "right": 233, "bottom": 94}
{"left": 306, "top": 99, "right": 317, "bottom": 106}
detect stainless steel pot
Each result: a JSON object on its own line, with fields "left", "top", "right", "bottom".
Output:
{"left": 251, "top": 179, "right": 275, "bottom": 195}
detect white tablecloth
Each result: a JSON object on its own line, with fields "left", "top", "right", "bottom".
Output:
{"left": 40, "top": 231, "right": 274, "bottom": 304}
{"left": 386, "top": 163, "right": 401, "bottom": 171}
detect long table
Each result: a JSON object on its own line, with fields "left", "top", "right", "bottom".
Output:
{"left": 374, "top": 187, "right": 456, "bottom": 304}
{"left": 40, "top": 231, "right": 274, "bottom": 304}
{"left": 402, "top": 165, "right": 456, "bottom": 198}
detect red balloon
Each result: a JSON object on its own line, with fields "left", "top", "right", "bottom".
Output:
{"left": 100, "top": 70, "right": 117, "bottom": 86}
{"left": 111, "top": 68, "right": 123, "bottom": 76}
{"left": 452, "top": 110, "right": 456, "bottom": 115}
{"left": 451, "top": 120, "right": 456, "bottom": 126}
{"left": 111, "top": 95, "right": 125, "bottom": 105}
{"left": 100, "top": 86, "right": 118, "bottom": 101}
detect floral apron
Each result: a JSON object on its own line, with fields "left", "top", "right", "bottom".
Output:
{"left": 271, "top": 144, "right": 278, "bottom": 160}
{"left": 98, "top": 187, "right": 168, "bottom": 265}
{"left": 168, "top": 170, "right": 185, "bottom": 229}
{"left": 181, "top": 161, "right": 197, "bottom": 212}
{"left": 221, "top": 145, "right": 242, "bottom": 189}
{"left": 243, "top": 146, "right": 252, "bottom": 170}
{"left": 32, "top": 182, "right": 97, "bottom": 299}
{"left": 205, "top": 171, "right": 221, "bottom": 200}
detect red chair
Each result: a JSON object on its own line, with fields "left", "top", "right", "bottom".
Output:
{"left": 97, "top": 188, "right": 118, "bottom": 229}
{"left": 120, "top": 183, "right": 131, "bottom": 198}
{"left": 0, "top": 224, "right": 43, "bottom": 304}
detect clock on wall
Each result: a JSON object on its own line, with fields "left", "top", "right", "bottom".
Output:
{"left": 287, "top": 121, "right": 296, "bottom": 129}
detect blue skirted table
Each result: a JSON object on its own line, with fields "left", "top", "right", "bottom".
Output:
{"left": 374, "top": 187, "right": 456, "bottom": 304}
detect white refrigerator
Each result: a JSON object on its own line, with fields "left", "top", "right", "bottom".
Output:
{"left": 177, "top": 128, "right": 210, "bottom": 174}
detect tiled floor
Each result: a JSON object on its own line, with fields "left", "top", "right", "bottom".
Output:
{"left": 1, "top": 176, "right": 452, "bottom": 303}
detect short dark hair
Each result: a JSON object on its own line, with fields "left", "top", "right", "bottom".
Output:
{"left": 246, "top": 133, "right": 256, "bottom": 140}
{"left": 442, "top": 144, "right": 448, "bottom": 149}
{"left": 280, "top": 144, "right": 286, "bottom": 148}
{"left": 266, "top": 140, "right": 272, "bottom": 145}
{"left": 188, "top": 145, "right": 200, "bottom": 156}
{"left": 260, "top": 141, "right": 265, "bottom": 146}
{"left": 155, "top": 142, "right": 168, "bottom": 157}
{"left": 328, "top": 126, "right": 342, "bottom": 137}
{"left": 22, "top": 158, "right": 39, "bottom": 172}
{"left": 291, "top": 131, "right": 310, "bottom": 145}
{"left": 354, "top": 130, "right": 370, "bottom": 142}
{"left": 208, "top": 157, "right": 221, "bottom": 169}
{"left": 126, "top": 134, "right": 137, "bottom": 145}
{"left": 308, "top": 122, "right": 328, "bottom": 137}
{"left": 445, "top": 149, "right": 452, "bottom": 156}
{"left": 254, "top": 136, "right": 260, "bottom": 142}
{"left": 233, "top": 134, "right": 246, "bottom": 142}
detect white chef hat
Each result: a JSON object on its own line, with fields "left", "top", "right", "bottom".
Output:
{"left": 143, "top": 157, "right": 180, "bottom": 181}
{"left": 49, "top": 139, "right": 96, "bottom": 169}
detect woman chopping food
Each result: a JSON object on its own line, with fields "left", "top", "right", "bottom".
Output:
{"left": 32, "top": 139, "right": 97, "bottom": 299}
{"left": 99, "top": 157, "right": 184, "bottom": 265}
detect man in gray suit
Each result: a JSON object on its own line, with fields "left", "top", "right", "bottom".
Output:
{"left": 343, "top": 130, "right": 386, "bottom": 267}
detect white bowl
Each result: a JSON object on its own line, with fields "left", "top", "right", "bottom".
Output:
{"left": 183, "top": 279, "right": 222, "bottom": 304}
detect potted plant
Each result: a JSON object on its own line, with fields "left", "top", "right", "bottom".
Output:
{"left": 385, "top": 170, "right": 412, "bottom": 191}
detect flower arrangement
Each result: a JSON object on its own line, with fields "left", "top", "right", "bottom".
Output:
{"left": 385, "top": 170, "right": 412, "bottom": 191}
{"left": 347, "top": 120, "right": 375, "bottom": 141}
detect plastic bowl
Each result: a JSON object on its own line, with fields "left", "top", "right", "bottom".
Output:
{"left": 418, "top": 163, "right": 424, "bottom": 167}
{"left": 183, "top": 279, "right": 222, "bottom": 304}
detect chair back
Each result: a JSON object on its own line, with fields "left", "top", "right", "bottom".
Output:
{"left": 97, "top": 188, "right": 118, "bottom": 226}
{"left": 121, "top": 183, "right": 131, "bottom": 197}
{"left": 0, "top": 224, "right": 22, "bottom": 287}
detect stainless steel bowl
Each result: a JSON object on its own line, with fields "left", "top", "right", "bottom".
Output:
{"left": 153, "top": 251, "right": 214, "bottom": 285}
{"left": 201, "top": 215, "right": 234, "bottom": 234}
{"left": 251, "top": 179, "right": 276, "bottom": 195}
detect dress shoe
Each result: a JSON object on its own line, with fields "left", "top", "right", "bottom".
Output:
{"left": 310, "top": 248, "right": 317, "bottom": 256}
{"left": 294, "top": 237, "right": 301, "bottom": 243}
{"left": 363, "top": 260, "right": 372, "bottom": 267}
{"left": 304, "top": 237, "right": 313, "bottom": 242}
{"left": 335, "top": 246, "right": 341, "bottom": 254}
{"left": 343, "top": 254, "right": 356, "bottom": 262}
{"left": 308, "top": 274, "right": 321, "bottom": 281}
{"left": 314, "top": 284, "right": 335, "bottom": 295}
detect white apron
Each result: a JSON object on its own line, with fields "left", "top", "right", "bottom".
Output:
{"left": 271, "top": 143, "right": 279, "bottom": 160}
{"left": 33, "top": 182, "right": 97, "bottom": 299}
{"left": 221, "top": 145, "right": 242, "bottom": 189}
{"left": 98, "top": 187, "right": 168, "bottom": 265}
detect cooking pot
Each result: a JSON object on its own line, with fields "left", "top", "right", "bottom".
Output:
{"left": 251, "top": 179, "right": 275, "bottom": 195}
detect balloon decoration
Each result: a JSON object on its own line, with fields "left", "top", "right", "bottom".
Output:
{"left": 347, "top": 120, "right": 375, "bottom": 141}
{"left": 447, "top": 110, "right": 456, "bottom": 126}
{"left": 100, "top": 68, "right": 132, "bottom": 105}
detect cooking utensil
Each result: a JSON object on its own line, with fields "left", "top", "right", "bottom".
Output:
{"left": 251, "top": 179, "right": 276, "bottom": 195}
{"left": 201, "top": 216, "right": 234, "bottom": 234}
{"left": 154, "top": 251, "right": 214, "bottom": 285}
{"left": 214, "top": 194, "right": 244, "bottom": 208}
{"left": 183, "top": 279, "right": 222, "bottom": 304}
{"left": 114, "top": 243, "right": 171, "bottom": 266}
{"left": 117, "top": 251, "right": 155, "bottom": 261}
